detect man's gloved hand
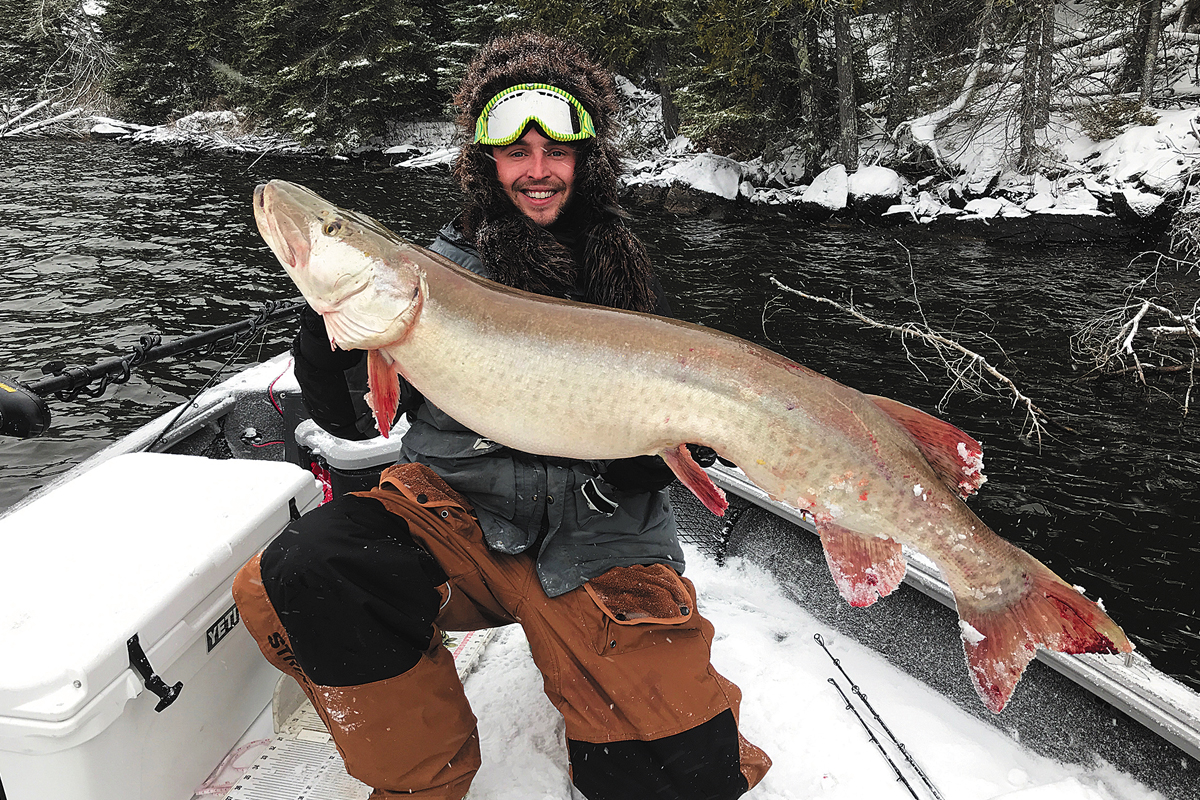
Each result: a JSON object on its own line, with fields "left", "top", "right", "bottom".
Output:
{"left": 295, "top": 304, "right": 364, "bottom": 372}
{"left": 292, "top": 304, "right": 371, "bottom": 440}
{"left": 602, "top": 455, "right": 676, "bottom": 493}
{"left": 601, "top": 444, "right": 722, "bottom": 494}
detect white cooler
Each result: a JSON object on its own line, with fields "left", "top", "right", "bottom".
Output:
{"left": 0, "top": 452, "right": 322, "bottom": 800}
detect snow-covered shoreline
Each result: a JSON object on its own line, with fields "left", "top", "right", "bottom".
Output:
{"left": 7, "top": 83, "right": 1192, "bottom": 245}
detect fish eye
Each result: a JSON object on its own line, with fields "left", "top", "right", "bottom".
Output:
{"left": 323, "top": 219, "right": 344, "bottom": 237}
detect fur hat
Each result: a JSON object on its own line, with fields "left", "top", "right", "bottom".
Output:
{"left": 450, "top": 32, "right": 658, "bottom": 313}
{"left": 452, "top": 31, "right": 624, "bottom": 235}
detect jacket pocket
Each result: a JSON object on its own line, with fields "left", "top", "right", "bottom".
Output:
{"left": 585, "top": 564, "right": 701, "bottom": 656}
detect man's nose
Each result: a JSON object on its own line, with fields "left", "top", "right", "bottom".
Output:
{"left": 525, "top": 149, "right": 552, "bottom": 179}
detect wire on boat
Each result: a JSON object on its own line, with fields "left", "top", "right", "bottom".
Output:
{"left": 143, "top": 327, "right": 265, "bottom": 453}
{"left": 828, "top": 677, "right": 920, "bottom": 799}
{"left": 815, "top": 633, "right": 945, "bottom": 800}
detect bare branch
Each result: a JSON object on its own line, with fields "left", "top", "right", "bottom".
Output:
{"left": 768, "top": 276, "right": 1051, "bottom": 444}
{"left": 1071, "top": 254, "right": 1200, "bottom": 414}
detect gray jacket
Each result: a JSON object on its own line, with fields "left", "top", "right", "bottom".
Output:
{"left": 400, "top": 222, "right": 684, "bottom": 597}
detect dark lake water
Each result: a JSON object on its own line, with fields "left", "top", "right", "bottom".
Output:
{"left": 1, "top": 138, "right": 1196, "bottom": 695}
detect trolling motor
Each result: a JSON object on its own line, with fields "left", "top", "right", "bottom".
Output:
{"left": 0, "top": 298, "right": 306, "bottom": 439}
{"left": 0, "top": 377, "right": 51, "bottom": 437}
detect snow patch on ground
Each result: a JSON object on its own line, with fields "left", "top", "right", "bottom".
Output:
{"left": 461, "top": 547, "right": 1163, "bottom": 800}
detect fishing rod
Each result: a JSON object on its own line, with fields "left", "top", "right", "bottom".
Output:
{"left": 0, "top": 298, "right": 306, "bottom": 438}
{"left": 828, "top": 677, "right": 920, "bottom": 800}
{"left": 815, "top": 633, "right": 945, "bottom": 800}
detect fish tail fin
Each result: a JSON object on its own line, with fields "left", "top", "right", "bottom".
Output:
{"left": 364, "top": 349, "right": 400, "bottom": 438}
{"left": 819, "top": 523, "right": 907, "bottom": 607}
{"left": 868, "top": 395, "right": 986, "bottom": 497}
{"left": 954, "top": 551, "right": 1134, "bottom": 713}
{"left": 660, "top": 443, "right": 728, "bottom": 516}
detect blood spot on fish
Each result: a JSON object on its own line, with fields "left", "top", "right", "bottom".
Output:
{"left": 859, "top": 491, "right": 869, "bottom": 502}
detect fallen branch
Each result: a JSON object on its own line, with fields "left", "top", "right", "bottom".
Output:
{"left": 1072, "top": 289, "right": 1200, "bottom": 414}
{"left": 0, "top": 99, "right": 54, "bottom": 133}
{"left": 2, "top": 107, "right": 84, "bottom": 137}
{"left": 769, "top": 275, "right": 1051, "bottom": 444}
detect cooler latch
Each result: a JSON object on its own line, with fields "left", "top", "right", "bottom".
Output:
{"left": 127, "top": 632, "right": 184, "bottom": 712}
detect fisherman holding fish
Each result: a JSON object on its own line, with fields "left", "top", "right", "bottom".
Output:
{"left": 235, "top": 32, "right": 771, "bottom": 800}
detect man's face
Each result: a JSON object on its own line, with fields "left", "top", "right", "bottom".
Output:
{"left": 492, "top": 129, "right": 578, "bottom": 227}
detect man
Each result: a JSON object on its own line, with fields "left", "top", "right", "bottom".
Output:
{"left": 233, "top": 31, "right": 770, "bottom": 800}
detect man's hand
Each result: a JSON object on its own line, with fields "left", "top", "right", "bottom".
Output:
{"left": 296, "top": 305, "right": 364, "bottom": 372}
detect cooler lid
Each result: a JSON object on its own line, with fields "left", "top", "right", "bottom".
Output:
{"left": 0, "top": 452, "right": 320, "bottom": 723}
{"left": 294, "top": 417, "right": 409, "bottom": 470}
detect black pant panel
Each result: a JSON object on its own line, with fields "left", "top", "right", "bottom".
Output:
{"left": 259, "top": 494, "right": 447, "bottom": 686}
{"left": 568, "top": 709, "right": 749, "bottom": 800}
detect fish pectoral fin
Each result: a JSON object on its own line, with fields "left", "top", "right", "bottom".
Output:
{"left": 660, "top": 443, "right": 728, "bottom": 516}
{"left": 818, "top": 524, "right": 906, "bottom": 608}
{"left": 953, "top": 553, "right": 1134, "bottom": 714}
{"left": 364, "top": 349, "right": 400, "bottom": 439}
{"left": 867, "top": 394, "right": 987, "bottom": 498}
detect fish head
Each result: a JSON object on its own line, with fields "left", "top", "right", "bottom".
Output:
{"left": 254, "top": 180, "right": 424, "bottom": 350}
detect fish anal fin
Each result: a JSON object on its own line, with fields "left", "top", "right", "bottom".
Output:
{"left": 819, "top": 523, "right": 907, "bottom": 608}
{"left": 660, "top": 443, "right": 728, "bottom": 516}
{"left": 955, "top": 554, "right": 1134, "bottom": 713}
{"left": 364, "top": 349, "right": 400, "bottom": 439}
{"left": 868, "top": 394, "right": 986, "bottom": 498}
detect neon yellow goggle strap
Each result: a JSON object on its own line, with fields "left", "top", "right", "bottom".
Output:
{"left": 474, "top": 83, "right": 596, "bottom": 146}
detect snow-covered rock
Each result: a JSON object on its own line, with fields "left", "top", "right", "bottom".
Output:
{"left": 394, "top": 147, "right": 459, "bottom": 169}
{"left": 961, "top": 197, "right": 1029, "bottom": 220}
{"left": 1050, "top": 186, "right": 1101, "bottom": 214}
{"left": 848, "top": 165, "right": 903, "bottom": 214}
{"left": 660, "top": 152, "right": 743, "bottom": 201}
{"left": 1087, "top": 108, "right": 1200, "bottom": 195}
{"left": 848, "top": 165, "right": 902, "bottom": 198}
{"left": 1025, "top": 192, "right": 1056, "bottom": 213}
{"left": 1116, "top": 187, "right": 1165, "bottom": 218}
{"left": 802, "top": 165, "right": 849, "bottom": 212}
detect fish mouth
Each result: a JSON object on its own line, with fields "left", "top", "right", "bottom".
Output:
{"left": 254, "top": 183, "right": 311, "bottom": 270}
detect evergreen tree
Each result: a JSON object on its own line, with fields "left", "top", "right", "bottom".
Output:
{"left": 516, "top": 0, "right": 693, "bottom": 144}
{"left": 100, "top": 0, "right": 235, "bottom": 122}
{"left": 1, "top": 0, "right": 108, "bottom": 107}
{"left": 0, "top": 1, "right": 48, "bottom": 100}
{"left": 435, "top": 0, "right": 522, "bottom": 101}
{"left": 232, "top": 0, "right": 442, "bottom": 151}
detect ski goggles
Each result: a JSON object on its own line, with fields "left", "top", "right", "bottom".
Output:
{"left": 474, "top": 83, "right": 596, "bottom": 146}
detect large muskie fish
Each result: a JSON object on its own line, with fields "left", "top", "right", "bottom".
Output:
{"left": 254, "top": 179, "right": 1132, "bottom": 713}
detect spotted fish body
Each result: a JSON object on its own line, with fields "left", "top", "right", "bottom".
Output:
{"left": 254, "top": 179, "right": 1132, "bottom": 713}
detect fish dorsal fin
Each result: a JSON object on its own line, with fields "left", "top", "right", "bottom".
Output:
{"left": 868, "top": 395, "right": 986, "bottom": 498}
{"left": 818, "top": 522, "right": 906, "bottom": 608}
{"left": 365, "top": 349, "right": 400, "bottom": 438}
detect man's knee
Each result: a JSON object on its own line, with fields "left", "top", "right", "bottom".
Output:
{"left": 258, "top": 494, "right": 448, "bottom": 686}
{"left": 568, "top": 709, "right": 752, "bottom": 800}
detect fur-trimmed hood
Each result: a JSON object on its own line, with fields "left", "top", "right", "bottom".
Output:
{"left": 449, "top": 31, "right": 658, "bottom": 314}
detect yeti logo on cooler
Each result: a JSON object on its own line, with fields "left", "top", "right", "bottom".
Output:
{"left": 207, "top": 604, "right": 241, "bottom": 652}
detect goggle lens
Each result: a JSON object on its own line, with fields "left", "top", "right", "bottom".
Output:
{"left": 475, "top": 84, "right": 596, "bottom": 146}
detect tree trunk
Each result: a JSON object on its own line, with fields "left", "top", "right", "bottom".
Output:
{"left": 787, "top": 9, "right": 822, "bottom": 174}
{"left": 1036, "top": 1, "right": 1055, "bottom": 128}
{"left": 1020, "top": 0, "right": 1054, "bottom": 170}
{"left": 649, "top": 39, "right": 679, "bottom": 141}
{"left": 1122, "top": 0, "right": 1153, "bottom": 93}
{"left": 1140, "top": 0, "right": 1163, "bottom": 105}
{"left": 833, "top": 2, "right": 858, "bottom": 170}
{"left": 886, "top": 0, "right": 916, "bottom": 132}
